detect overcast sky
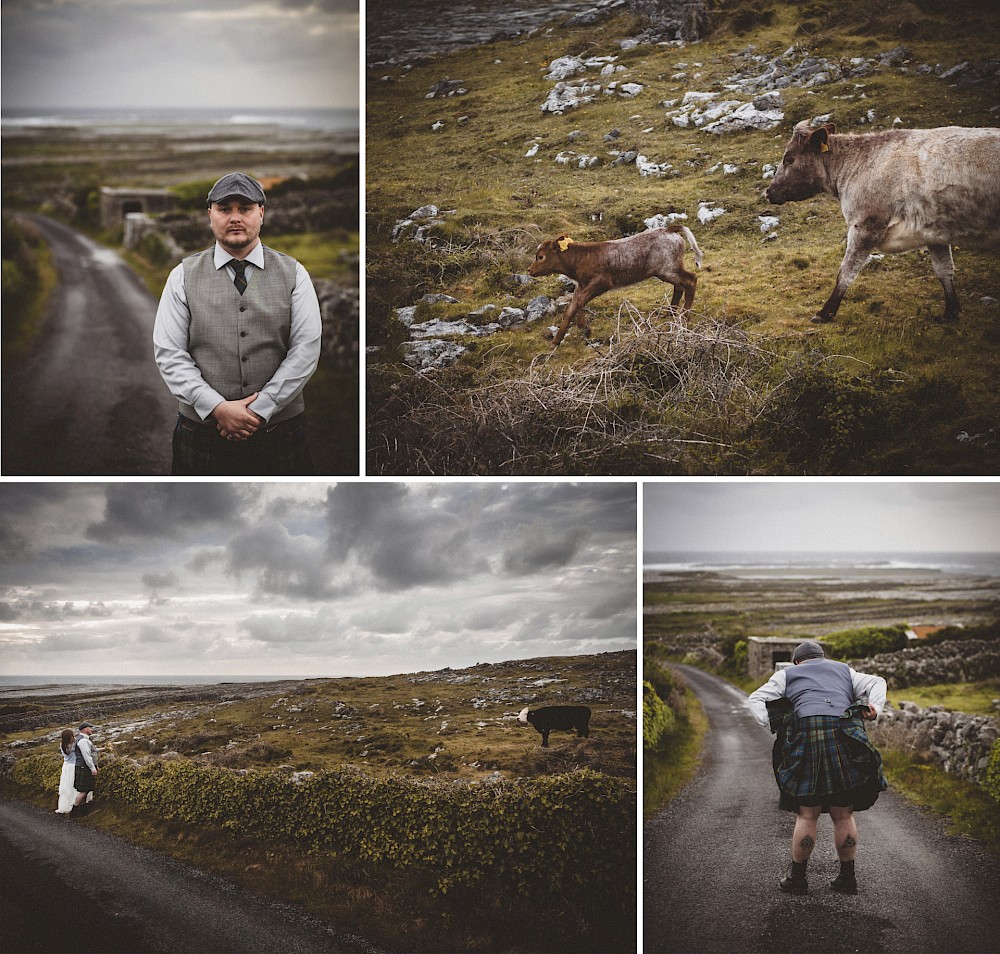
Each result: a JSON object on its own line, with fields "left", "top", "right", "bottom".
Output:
{"left": 644, "top": 481, "right": 1000, "bottom": 555}
{"left": 0, "top": 483, "right": 637, "bottom": 679}
{"left": 1, "top": 0, "right": 358, "bottom": 111}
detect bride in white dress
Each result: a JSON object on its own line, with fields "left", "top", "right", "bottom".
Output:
{"left": 55, "top": 728, "right": 87, "bottom": 814}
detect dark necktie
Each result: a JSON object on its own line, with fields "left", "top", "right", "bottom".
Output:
{"left": 230, "top": 260, "right": 248, "bottom": 295}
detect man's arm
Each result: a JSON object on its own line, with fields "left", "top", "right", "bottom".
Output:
{"left": 246, "top": 262, "right": 322, "bottom": 422}
{"left": 152, "top": 263, "right": 228, "bottom": 421}
{"left": 746, "top": 669, "right": 788, "bottom": 727}
{"left": 850, "top": 668, "right": 887, "bottom": 718}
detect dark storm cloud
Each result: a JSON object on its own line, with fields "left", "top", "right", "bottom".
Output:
{"left": 226, "top": 519, "right": 337, "bottom": 600}
{"left": 326, "top": 484, "right": 484, "bottom": 590}
{"left": 325, "top": 483, "right": 635, "bottom": 591}
{"left": 87, "top": 484, "right": 243, "bottom": 541}
{"left": 501, "top": 526, "right": 588, "bottom": 575}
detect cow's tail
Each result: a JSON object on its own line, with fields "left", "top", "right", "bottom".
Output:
{"left": 679, "top": 225, "right": 704, "bottom": 269}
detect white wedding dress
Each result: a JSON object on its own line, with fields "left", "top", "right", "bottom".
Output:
{"left": 55, "top": 743, "right": 92, "bottom": 813}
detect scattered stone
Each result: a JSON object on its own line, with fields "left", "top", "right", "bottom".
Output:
{"left": 636, "top": 154, "right": 672, "bottom": 177}
{"left": 644, "top": 213, "right": 688, "bottom": 230}
{"left": 758, "top": 215, "right": 780, "bottom": 233}
{"left": 541, "top": 81, "right": 603, "bottom": 114}
{"left": 525, "top": 296, "right": 557, "bottom": 322}
{"left": 426, "top": 78, "right": 467, "bottom": 98}
{"left": 697, "top": 203, "right": 726, "bottom": 224}
{"left": 402, "top": 339, "right": 468, "bottom": 371}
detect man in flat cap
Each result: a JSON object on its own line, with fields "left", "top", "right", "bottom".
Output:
{"left": 153, "top": 172, "right": 322, "bottom": 474}
{"left": 72, "top": 722, "right": 98, "bottom": 815}
{"left": 747, "top": 640, "right": 887, "bottom": 896}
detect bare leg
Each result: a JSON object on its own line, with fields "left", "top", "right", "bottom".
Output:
{"left": 831, "top": 805, "right": 858, "bottom": 859}
{"left": 792, "top": 804, "right": 821, "bottom": 861}
{"left": 830, "top": 805, "right": 860, "bottom": 893}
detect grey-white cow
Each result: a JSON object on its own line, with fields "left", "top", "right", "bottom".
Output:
{"left": 766, "top": 121, "right": 1000, "bottom": 323}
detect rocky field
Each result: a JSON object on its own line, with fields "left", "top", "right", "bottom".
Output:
{"left": 2, "top": 652, "right": 637, "bottom": 783}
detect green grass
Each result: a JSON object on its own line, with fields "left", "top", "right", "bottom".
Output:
{"left": 890, "top": 680, "right": 1000, "bottom": 717}
{"left": 367, "top": 1, "right": 1000, "bottom": 474}
{"left": 882, "top": 748, "right": 1000, "bottom": 856}
{"left": 643, "top": 672, "right": 709, "bottom": 818}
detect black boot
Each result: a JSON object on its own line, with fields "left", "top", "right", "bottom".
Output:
{"left": 780, "top": 860, "right": 808, "bottom": 895}
{"left": 830, "top": 860, "right": 858, "bottom": 894}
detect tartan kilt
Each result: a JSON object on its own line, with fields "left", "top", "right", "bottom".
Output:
{"left": 775, "top": 712, "right": 886, "bottom": 813}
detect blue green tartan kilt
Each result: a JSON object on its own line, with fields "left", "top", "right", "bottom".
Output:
{"left": 775, "top": 712, "right": 886, "bottom": 813}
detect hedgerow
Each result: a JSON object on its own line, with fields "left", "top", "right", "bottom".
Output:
{"left": 643, "top": 681, "right": 675, "bottom": 750}
{"left": 10, "top": 754, "right": 634, "bottom": 898}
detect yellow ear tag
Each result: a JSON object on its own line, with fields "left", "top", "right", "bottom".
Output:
{"left": 820, "top": 143, "right": 829, "bottom": 153}
{"left": 557, "top": 236, "right": 573, "bottom": 251}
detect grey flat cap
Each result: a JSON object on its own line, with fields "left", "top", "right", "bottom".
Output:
{"left": 207, "top": 172, "right": 266, "bottom": 206}
{"left": 792, "top": 639, "right": 826, "bottom": 663}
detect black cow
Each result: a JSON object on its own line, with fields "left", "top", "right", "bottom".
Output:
{"left": 518, "top": 705, "right": 592, "bottom": 747}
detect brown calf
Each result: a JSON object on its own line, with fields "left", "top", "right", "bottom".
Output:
{"left": 528, "top": 225, "right": 704, "bottom": 347}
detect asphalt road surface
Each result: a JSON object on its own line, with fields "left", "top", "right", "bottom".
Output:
{"left": 1, "top": 215, "right": 177, "bottom": 475}
{"left": 644, "top": 665, "right": 1000, "bottom": 954}
{"left": 0, "top": 797, "right": 384, "bottom": 954}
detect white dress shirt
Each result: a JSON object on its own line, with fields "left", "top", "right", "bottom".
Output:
{"left": 153, "top": 241, "right": 322, "bottom": 423}
{"left": 746, "top": 664, "right": 887, "bottom": 728}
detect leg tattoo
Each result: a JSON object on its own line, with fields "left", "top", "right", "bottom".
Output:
{"left": 800, "top": 835, "right": 815, "bottom": 851}
{"left": 841, "top": 835, "right": 857, "bottom": 850}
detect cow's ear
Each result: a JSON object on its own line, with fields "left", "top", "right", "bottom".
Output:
{"left": 809, "top": 125, "right": 833, "bottom": 154}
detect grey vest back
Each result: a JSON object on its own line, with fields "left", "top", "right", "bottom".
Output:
{"left": 784, "top": 659, "right": 855, "bottom": 718}
{"left": 181, "top": 246, "right": 301, "bottom": 424}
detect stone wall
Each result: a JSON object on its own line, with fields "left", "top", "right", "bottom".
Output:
{"left": 868, "top": 701, "right": 1000, "bottom": 786}
{"left": 852, "top": 639, "right": 1000, "bottom": 688}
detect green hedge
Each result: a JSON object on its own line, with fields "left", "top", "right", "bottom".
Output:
{"left": 643, "top": 681, "right": 675, "bottom": 751}
{"left": 12, "top": 754, "right": 635, "bottom": 898}
{"left": 985, "top": 740, "right": 1000, "bottom": 803}
{"left": 821, "top": 625, "right": 910, "bottom": 660}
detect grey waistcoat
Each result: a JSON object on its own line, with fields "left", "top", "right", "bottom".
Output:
{"left": 784, "top": 659, "right": 855, "bottom": 718}
{"left": 180, "top": 246, "right": 301, "bottom": 424}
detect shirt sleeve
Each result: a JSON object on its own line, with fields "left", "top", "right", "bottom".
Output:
{"left": 152, "top": 263, "right": 228, "bottom": 421}
{"left": 78, "top": 737, "right": 97, "bottom": 772}
{"left": 247, "top": 262, "right": 322, "bottom": 423}
{"left": 850, "top": 668, "right": 887, "bottom": 716}
{"left": 746, "top": 668, "right": 787, "bottom": 727}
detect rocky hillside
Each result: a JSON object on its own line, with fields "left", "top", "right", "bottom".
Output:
{"left": 367, "top": 0, "right": 1000, "bottom": 475}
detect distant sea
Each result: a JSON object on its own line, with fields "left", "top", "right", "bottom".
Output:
{"left": 1, "top": 106, "right": 358, "bottom": 136}
{"left": 643, "top": 551, "right": 1000, "bottom": 578}
{"left": 0, "top": 675, "right": 310, "bottom": 695}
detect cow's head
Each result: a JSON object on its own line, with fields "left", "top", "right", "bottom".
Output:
{"left": 765, "top": 121, "right": 836, "bottom": 205}
{"left": 517, "top": 707, "right": 531, "bottom": 723}
{"left": 528, "top": 235, "right": 573, "bottom": 276}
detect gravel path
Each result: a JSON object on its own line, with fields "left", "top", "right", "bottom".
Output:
{"left": 643, "top": 664, "right": 1000, "bottom": 954}
{"left": 1, "top": 214, "right": 176, "bottom": 476}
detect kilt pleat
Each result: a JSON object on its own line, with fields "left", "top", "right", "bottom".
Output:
{"left": 774, "top": 709, "right": 886, "bottom": 813}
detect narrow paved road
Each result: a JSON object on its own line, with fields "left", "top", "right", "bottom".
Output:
{"left": 0, "top": 797, "right": 383, "bottom": 954}
{"left": 644, "top": 665, "right": 1000, "bottom": 954}
{"left": 2, "top": 215, "right": 176, "bottom": 475}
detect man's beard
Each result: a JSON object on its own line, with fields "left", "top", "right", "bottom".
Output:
{"left": 222, "top": 230, "right": 253, "bottom": 251}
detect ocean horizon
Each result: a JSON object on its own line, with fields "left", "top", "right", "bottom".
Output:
{"left": 1, "top": 105, "right": 358, "bottom": 136}
{"left": 643, "top": 550, "right": 1000, "bottom": 577}
{"left": 0, "top": 674, "right": 313, "bottom": 693}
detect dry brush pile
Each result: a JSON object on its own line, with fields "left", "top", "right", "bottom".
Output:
{"left": 369, "top": 306, "right": 790, "bottom": 475}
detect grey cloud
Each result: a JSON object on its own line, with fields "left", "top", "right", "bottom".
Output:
{"left": 502, "top": 525, "right": 588, "bottom": 576}
{"left": 0, "top": 602, "right": 20, "bottom": 621}
{"left": 87, "top": 484, "right": 243, "bottom": 541}
{"left": 142, "top": 571, "right": 179, "bottom": 592}
{"left": 227, "top": 519, "right": 336, "bottom": 599}
{"left": 326, "top": 484, "right": 485, "bottom": 590}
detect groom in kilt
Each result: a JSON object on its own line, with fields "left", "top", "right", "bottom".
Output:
{"left": 747, "top": 640, "right": 887, "bottom": 895}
